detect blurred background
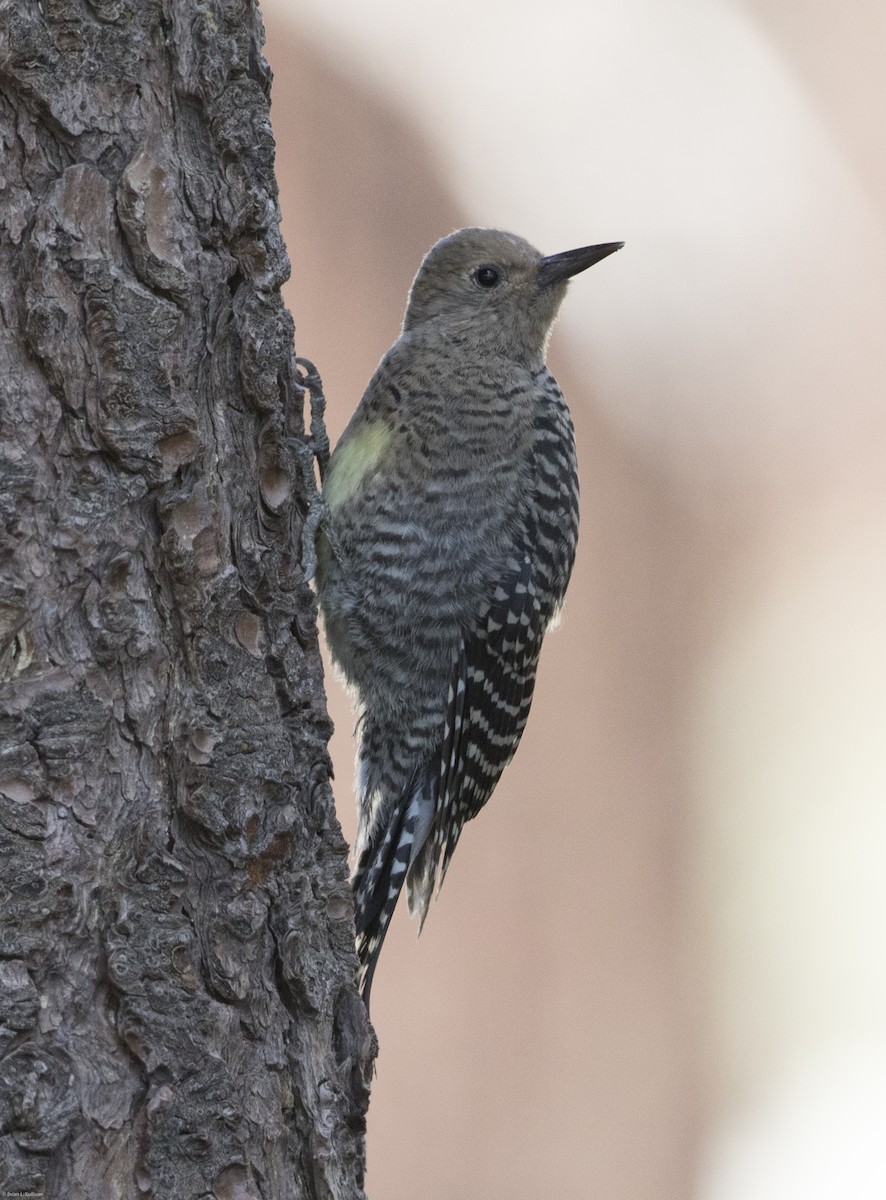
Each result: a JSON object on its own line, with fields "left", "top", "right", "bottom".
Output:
{"left": 263, "top": 3, "right": 886, "bottom": 1196}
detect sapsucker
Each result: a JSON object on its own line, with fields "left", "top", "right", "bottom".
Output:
{"left": 316, "top": 227, "right": 622, "bottom": 1005}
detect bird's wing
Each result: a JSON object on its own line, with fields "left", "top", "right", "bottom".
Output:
{"left": 443, "top": 545, "right": 544, "bottom": 866}
{"left": 405, "top": 537, "right": 546, "bottom": 924}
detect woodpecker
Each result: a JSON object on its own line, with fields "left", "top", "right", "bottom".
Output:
{"left": 316, "top": 227, "right": 622, "bottom": 1005}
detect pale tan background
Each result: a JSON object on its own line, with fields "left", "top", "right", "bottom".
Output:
{"left": 264, "top": 4, "right": 886, "bottom": 1197}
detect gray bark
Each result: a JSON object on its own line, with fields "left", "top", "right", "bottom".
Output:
{"left": 0, "top": 2, "right": 373, "bottom": 1196}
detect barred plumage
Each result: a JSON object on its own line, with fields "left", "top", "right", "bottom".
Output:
{"left": 316, "top": 228, "right": 621, "bottom": 1006}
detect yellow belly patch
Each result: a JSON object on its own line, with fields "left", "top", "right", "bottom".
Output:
{"left": 324, "top": 421, "right": 392, "bottom": 514}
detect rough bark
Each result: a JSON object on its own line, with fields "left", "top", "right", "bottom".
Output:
{"left": 0, "top": 2, "right": 373, "bottom": 1196}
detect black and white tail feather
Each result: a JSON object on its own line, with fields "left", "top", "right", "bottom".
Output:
{"left": 352, "top": 546, "right": 548, "bottom": 1008}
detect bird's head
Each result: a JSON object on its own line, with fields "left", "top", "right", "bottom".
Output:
{"left": 402, "top": 227, "right": 622, "bottom": 362}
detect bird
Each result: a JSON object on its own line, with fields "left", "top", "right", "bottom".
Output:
{"left": 315, "top": 227, "right": 622, "bottom": 1006}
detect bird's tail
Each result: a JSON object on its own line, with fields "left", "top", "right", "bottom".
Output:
{"left": 351, "top": 766, "right": 434, "bottom": 1009}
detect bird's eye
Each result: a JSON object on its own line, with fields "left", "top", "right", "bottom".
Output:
{"left": 473, "top": 265, "right": 501, "bottom": 288}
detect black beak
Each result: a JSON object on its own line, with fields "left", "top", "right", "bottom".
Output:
{"left": 537, "top": 241, "right": 624, "bottom": 289}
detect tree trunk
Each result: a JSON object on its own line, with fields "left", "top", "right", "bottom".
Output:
{"left": 0, "top": 3, "right": 373, "bottom": 1196}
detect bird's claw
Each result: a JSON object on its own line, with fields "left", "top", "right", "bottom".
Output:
{"left": 292, "top": 357, "right": 331, "bottom": 582}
